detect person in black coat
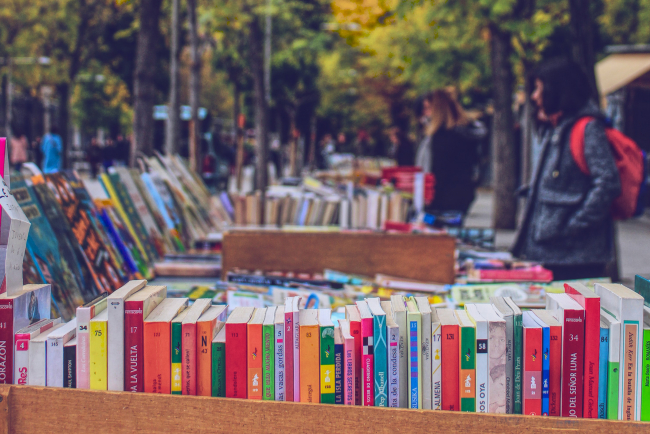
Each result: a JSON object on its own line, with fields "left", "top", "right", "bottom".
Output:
{"left": 387, "top": 126, "right": 416, "bottom": 166}
{"left": 416, "top": 89, "right": 487, "bottom": 214}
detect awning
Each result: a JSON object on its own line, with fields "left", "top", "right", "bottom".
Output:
{"left": 596, "top": 53, "right": 650, "bottom": 96}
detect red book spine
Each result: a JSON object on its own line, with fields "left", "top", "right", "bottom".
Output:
{"left": 560, "top": 309, "right": 585, "bottom": 418}
{"left": 479, "top": 269, "right": 553, "bottom": 282}
{"left": 523, "top": 326, "right": 542, "bottom": 415}
{"left": 548, "top": 324, "right": 562, "bottom": 417}
{"left": 0, "top": 300, "right": 14, "bottom": 384}
{"left": 182, "top": 322, "right": 197, "bottom": 395}
{"left": 284, "top": 310, "right": 294, "bottom": 402}
{"left": 566, "top": 288, "right": 600, "bottom": 419}
{"left": 225, "top": 322, "right": 247, "bottom": 398}
{"left": 360, "top": 317, "right": 374, "bottom": 406}
{"left": 349, "top": 318, "right": 362, "bottom": 406}
{"left": 441, "top": 323, "right": 459, "bottom": 411}
{"left": 124, "top": 300, "right": 145, "bottom": 392}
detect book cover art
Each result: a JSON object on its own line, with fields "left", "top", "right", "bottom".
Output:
{"left": 320, "top": 323, "right": 335, "bottom": 404}
{"left": 373, "top": 311, "right": 388, "bottom": 407}
{"left": 488, "top": 318, "right": 507, "bottom": 414}
{"left": 459, "top": 320, "right": 476, "bottom": 412}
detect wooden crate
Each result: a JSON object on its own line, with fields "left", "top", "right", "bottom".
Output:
{"left": 221, "top": 230, "right": 456, "bottom": 284}
{"left": 0, "top": 385, "right": 645, "bottom": 434}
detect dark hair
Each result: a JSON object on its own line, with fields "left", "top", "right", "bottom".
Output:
{"left": 50, "top": 125, "right": 59, "bottom": 135}
{"left": 531, "top": 58, "right": 591, "bottom": 116}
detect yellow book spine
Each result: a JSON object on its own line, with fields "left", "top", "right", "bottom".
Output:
{"left": 90, "top": 319, "right": 108, "bottom": 390}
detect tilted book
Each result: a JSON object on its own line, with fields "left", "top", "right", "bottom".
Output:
{"left": 405, "top": 297, "right": 421, "bottom": 409}
{"left": 490, "top": 296, "right": 515, "bottom": 414}
{"left": 274, "top": 306, "right": 285, "bottom": 401}
{"left": 247, "top": 308, "right": 266, "bottom": 400}
{"left": 522, "top": 312, "right": 542, "bottom": 416}
{"left": 415, "top": 297, "right": 432, "bottom": 410}
{"left": 263, "top": 307, "right": 276, "bottom": 400}
{"left": 390, "top": 295, "right": 408, "bottom": 408}
{"left": 382, "top": 301, "right": 400, "bottom": 408}
{"left": 476, "top": 304, "right": 507, "bottom": 414}
{"left": 345, "top": 304, "right": 362, "bottom": 406}
{"left": 76, "top": 293, "right": 108, "bottom": 390}
{"left": 225, "top": 307, "right": 255, "bottom": 398}
{"left": 465, "top": 304, "right": 487, "bottom": 413}
{"left": 299, "top": 309, "right": 320, "bottom": 403}
{"left": 318, "top": 309, "right": 335, "bottom": 404}
{"left": 368, "top": 298, "right": 388, "bottom": 407}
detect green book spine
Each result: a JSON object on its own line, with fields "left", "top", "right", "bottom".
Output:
{"left": 642, "top": 330, "right": 650, "bottom": 420}
{"left": 373, "top": 313, "right": 388, "bottom": 407}
{"left": 171, "top": 322, "right": 183, "bottom": 395}
{"left": 212, "top": 341, "right": 226, "bottom": 397}
{"left": 512, "top": 313, "right": 523, "bottom": 414}
{"left": 460, "top": 323, "right": 476, "bottom": 412}
{"left": 607, "top": 361, "right": 619, "bottom": 420}
{"left": 320, "top": 325, "right": 336, "bottom": 404}
{"left": 263, "top": 324, "right": 274, "bottom": 400}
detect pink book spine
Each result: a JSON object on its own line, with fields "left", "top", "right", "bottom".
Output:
{"left": 14, "top": 333, "right": 30, "bottom": 385}
{"left": 75, "top": 307, "right": 93, "bottom": 389}
{"left": 344, "top": 336, "right": 355, "bottom": 405}
{"left": 182, "top": 323, "right": 197, "bottom": 395}
{"left": 361, "top": 317, "right": 374, "bottom": 406}
{"left": 293, "top": 310, "right": 300, "bottom": 402}
{"left": 284, "top": 309, "right": 294, "bottom": 402}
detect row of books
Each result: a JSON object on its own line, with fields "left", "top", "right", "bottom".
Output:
{"left": 6, "top": 276, "right": 650, "bottom": 422}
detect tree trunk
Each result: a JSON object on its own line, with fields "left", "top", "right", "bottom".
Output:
{"left": 57, "top": 82, "right": 70, "bottom": 169}
{"left": 288, "top": 108, "right": 297, "bottom": 177}
{"left": 521, "top": 60, "right": 534, "bottom": 185}
{"left": 166, "top": 0, "right": 181, "bottom": 156}
{"left": 249, "top": 15, "right": 269, "bottom": 218}
{"left": 132, "top": 0, "right": 163, "bottom": 166}
{"left": 308, "top": 113, "right": 316, "bottom": 170}
{"left": 233, "top": 82, "right": 244, "bottom": 192}
{"left": 490, "top": 24, "right": 517, "bottom": 230}
{"left": 569, "top": 0, "right": 599, "bottom": 102}
{"left": 188, "top": 0, "right": 202, "bottom": 173}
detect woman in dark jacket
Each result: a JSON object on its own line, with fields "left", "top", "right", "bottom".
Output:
{"left": 416, "top": 89, "right": 487, "bottom": 214}
{"left": 387, "top": 126, "right": 416, "bottom": 166}
{"left": 512, "top": 59, "right": 621, "bottom": 280}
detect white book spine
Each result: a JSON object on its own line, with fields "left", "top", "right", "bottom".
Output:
{"left": 388, "top": 324, "right": 399, "bottom": 407}
{"left": 432, "top": 320, "right": 442, "bottom": 410}
{"left": 293, "top": 310, "right": 300, "bottom": 401}
{"left": 14, "top": 338, "right": 30, "bottom": 385}
{"left": 28, "top": 341, "right": 47, "bottom": 386}
{"left": 618, "top": 297, "right": 643, "bottom": 420}
{"left": 275, "top": 322, "right": 285, "bottom": 401}
{"left": 76, "top": 309, "right": 91, "bottom": 389}
{"left": 476, "top": 320, "right": 488, "bottom": 413}
{"left": 107, "top": 298, "right": 126, "bottom": 391}
{"left": 47, "top": 337, "right": 65, "bottom": 388}
{"left": 421, "top": 312, "right": 432, "bottom": 410}
{"left": 396, "top": 309, "right": 408, "bottom": 408}
{"left": 339, "top": 199, "right": 349, "bottom": 229}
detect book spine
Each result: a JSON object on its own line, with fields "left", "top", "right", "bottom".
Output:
{"left": 0, "top": 300, "right": 13, "bottom": 384}
{"left": 226, "top": 322, "right": 247, "bottom": 398}
{"left": 320, "top": 325, "right": 335, "bottom": 404}
{"left": 396, "top": 310, "right": 408, "bottom": 408}
{"left": 432, "top": 321, "right": 442, "bottom": 410}
{"left": 548, "top": 324, "right": 562, "bottom": 417}
{"left": 344, "top": 336, "right": 355, "bottom": 405}
{"left": 388, "top": 325, "right": 399, "bottom": 408}
{"left": 28, "top": 341, "right": 47, "bottom": 386}
{"left": 622, "top": 320, "right": 639, "bottom": 421}
{"left": 476, "top": 325, "right": 488, "bottom": 413}
{"left": 513, "top": 313, "right": 523, "bottom": 414}
{"left": 263, "top": 324, "right": 274, "bottom": 400}
{"left": 541, "top": 325, "right": 550, "bottom": 416}
{"left": 90, "top": 320, "right": 108, "bottom": 390}
{"left": 407, "top": 314, "right": 421, "bottom": 409}
{"left": 350, "top": 318, "right": 362, "bottom": 406}
{"left": 334, "top": 342, "right": 343, "bottom": 404}
{"left": 560, "top": 310, "right": 585, "bottom": 418}
{"left": 182, "top": 323, "right": 197, "bottom": 395}
{"left": 293, "top": 310, "right": 300, "bottom": 402}
{"left": 64, "top": 343, "right": 76, "bottom": 388}
{"left": 644, "top": 329, "right": 650, "bottom": 421}
{"left": 144, "top": 323, "right": 170, "bottom": 394}
{"left": 47, "top": 337, "right": 64, "bottom": 388}
{"left": 247, "top": 323, "right": 263, "bottom": 400}
{"left": 76, "top": 310, "right": 90, "bottom": 389}
{"left": 124, "top": 302, "right": 144, "bottom": 392}
{"left": 274, "top": 322, "right": 285, "bottom": 401}
{"left": 107, "top": 298, "right": 125, "bottom": 391}
{"left": 361, "top": 317, "right": 374, "bottom": 406}
{"left": 599, "top": 326, "right": 610, "bottom": 419}
{"left": 504, "top": 315, "right": 514, "bottom": 414}
{"left": 460, "top": 325, "right": 476, "bottom": 412}
{"left": 523, "top": 327, "right": 542, "bottom": 416}
{"left": 607, "top": 359, "right": 620, "bottom": 420}
{"left": 441, "top": 324, "right": 459, "bottom": 411}
{"left": 284, "top": 310, "right": 294, "bottom": 402}
{"left": 197, "top": 321, "right": 214, "bottom": 397}
{"left": 420, "top": 314, "right": 431, "bottom": 410}
{"left": 300, "top": 325, "right": 320, "bottom": 403}
{"left": 14, "top": 334, "right": 29, "bottom": 385}
{"left": 487, "top": 321, "right": 506, "bottom": 413}
{"left": 582, "top": 298, "right": 600, "bottom": 419}
{"left": 373, "top": 315, "right": 387, "bottom": 407}
{"left": 171, "top": 322, "right": 183, "bottom": 395}
{"left": 212, "top": 340, "right": 226, "bottom": 397}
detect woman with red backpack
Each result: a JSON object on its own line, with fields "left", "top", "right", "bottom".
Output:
{"left": 512, "top": 59, "right": 625, "bottom": 280}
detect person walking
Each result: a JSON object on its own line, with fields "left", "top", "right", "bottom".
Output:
{"left": 416, "top": 89, "right": 487, "bottom": 214}
{"left": 10, "top": 132, "right": 29, "bottom": 170}
{"left": 512, "top": 59, "right": 621, "bottom": 280}
{"left": 41, "top": 126, "right": 63, "bottom": 173}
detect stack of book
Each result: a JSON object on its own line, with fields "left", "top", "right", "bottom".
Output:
{"left": 6, "top": 276, "right": 650, "bottom": 422}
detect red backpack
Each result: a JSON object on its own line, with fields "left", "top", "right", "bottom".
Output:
{"left": 569, "top": 116, "right": 646, "bottom": 220}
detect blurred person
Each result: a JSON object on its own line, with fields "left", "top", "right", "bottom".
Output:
{"left": 416, "top": 89, "right": 487, "bottom": 214}
{"left": 103, "top": 137, "right": 115, "bottom": 169}
{"left": 512, "top": 59, "right": 621, "bottom": 280}
{"left": 41, "top": 125, "right": 62, "bottom": 174}
{"left": 115, "top": 134, "right": 130, "bottom": 166}
{"left": 336, "top": 132, "right": 348, "bottom": 153}
{"left": 87, "top": 137, "right": 102, "bottom": 178}
{"left": 320, "top": 133, "right": 336, "bottom": 169}
{"left": 10, "top": 132, "right": 29, "bottom": 170}
{"left": 387, "top": 126, "right": 415, "bottom": 166}
{"left": 354, "top": 130, "right": 370, "bottom": 156}
{"left": 31, "top": 136, "right": 42, "bottom": 168}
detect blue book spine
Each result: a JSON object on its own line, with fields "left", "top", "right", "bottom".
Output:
{"left": 334, "top": 342, "right": 343, "bottom": 404}
{"left": 373, "top": 314, "right": 388, "bottom": 407}
{"left": 540, "top": 324, "right": 550, "bottom": 416}
{"left": 598, "top": 325, "right": 609, "bottom": 419}
{"left": 409, "top": 320, "right": 419, "bottom": 409}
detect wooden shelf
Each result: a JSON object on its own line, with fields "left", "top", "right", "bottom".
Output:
{"left": 222, "top": 230, "right": 456, "bottom": 284}
{"left": 0, "top": 385, "right": 646, "bottom": 433}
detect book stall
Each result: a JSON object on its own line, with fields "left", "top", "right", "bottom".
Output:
{"left": 1, "top": 139, "right": 649, "bottom": 433}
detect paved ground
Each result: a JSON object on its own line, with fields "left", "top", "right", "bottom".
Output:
{"left": 464, "top": 189, "right": 650, "bottom": 284}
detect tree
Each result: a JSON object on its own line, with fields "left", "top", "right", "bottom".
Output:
{"left": 569, "top": 0, "right": 598, "bottom": 101}
{"left": 188, "top": 0, "right": 202, "bottom": 172}
{"left": 166, "top": 0, "right": 181, "bottom": 156}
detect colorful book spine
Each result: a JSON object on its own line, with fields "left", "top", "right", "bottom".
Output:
{"left": 263, "top": 321, "right": 274, "bottom": 400}
{"left": 513, "top": 311, "right": 523, "bottom": 414}
{"left": 293, "top": 304, "right": 301, "bottom": 402}
{"left": 320, "top": 325, "right": 335, "bottom": 404}
{"left": 274, "top": 319, "right": 285, "bottom": 401}
{"left": 599, "top": 324, "right": 609, "bottom": 419}
{"left": 388, "top": 323, "right": 399, "bottom": 408}
{"left": 225, "top": 321, "right": 248, "bottom": 399}
{"left": 622, "top": 320, "right": 639, "bottom": 420}
{"left": 523, "top": 321, "right": 542, "bottom": 415}
{"left": 540, "top": 321, "right": 550, "bottom": 416}
{"left": 548, "top": 321, "right": 562, "bottom": 417}
{"left": 561, "top": 311, "right": 585, "bottom": 418}
{"left": 344, "top": 332, "right": 355, "bottom": 405}
{"left": 299, "top": 319, "right": 320, "bottom": 403}
{"left": 196, "top": 321, "right": 215, "bottom": 397}
{"left": 432, "top": 319, "right": 442, "bottom": 411}
{"left": 247, "top": 320, "right": 263, "bottom": 400}
{"left": 89, "top": 315, "right": 108, "bottom": 390}
{"left": 460, "top": 321, "right": 476, "bottom": 412}
{"left": 441, "top": 322, "right": 459, "bottom": 411}
{"left": 212, "top": 336, "right": 225, "bottom": 397}
{"left": 373, "top": 312, "right": 387, "bottom": 407}
{"left": 361, "top": 315, "right": 374, "bottom": 406}
{"left": 407, "top": 313, "right": 421, "bottom": 409}
{"left": 143, "top": 322, "right": 171, "bottom": 394}
{"left": 284, "top": 304, "right": 294, "bottom": 402}
{"left": 334, "top": 338, "right": 343, "bottom": 404}
{"left": 182, "top": 322, "right": 198, "bottom": 395}
{"left": 63, "top": 339, "right": 76, "bottom": 388}
{"left": 171, "top": 319, "right": 183, "bottom": 395}
{"left": 349, "top": 313, "right": 362, "bottom": 406}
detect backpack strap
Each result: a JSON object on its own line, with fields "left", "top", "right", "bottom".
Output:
{"left": 569, "top": 116, "right": 594, "bottom": 175}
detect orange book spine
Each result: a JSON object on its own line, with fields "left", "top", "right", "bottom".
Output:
{"left": 247, "top": 322, "right": 263, "bottom": 400}
{"left": 196, "top": 318, "right": 217, "bottom": 396}
{"left": 144, "top": 322, "right": 171, "bottom": 394}
{"left": 300, "top": 324, "right": 320, "bottom": 403}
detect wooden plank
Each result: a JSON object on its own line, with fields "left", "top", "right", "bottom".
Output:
{"left": 1, "top": 385, "right": 647, "bottom": 433}
{"left": 0, "top": 386, "right": 8, "bottom": 434}
{"left": 222, "top": 231, "right": 456, "bottom": 283}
